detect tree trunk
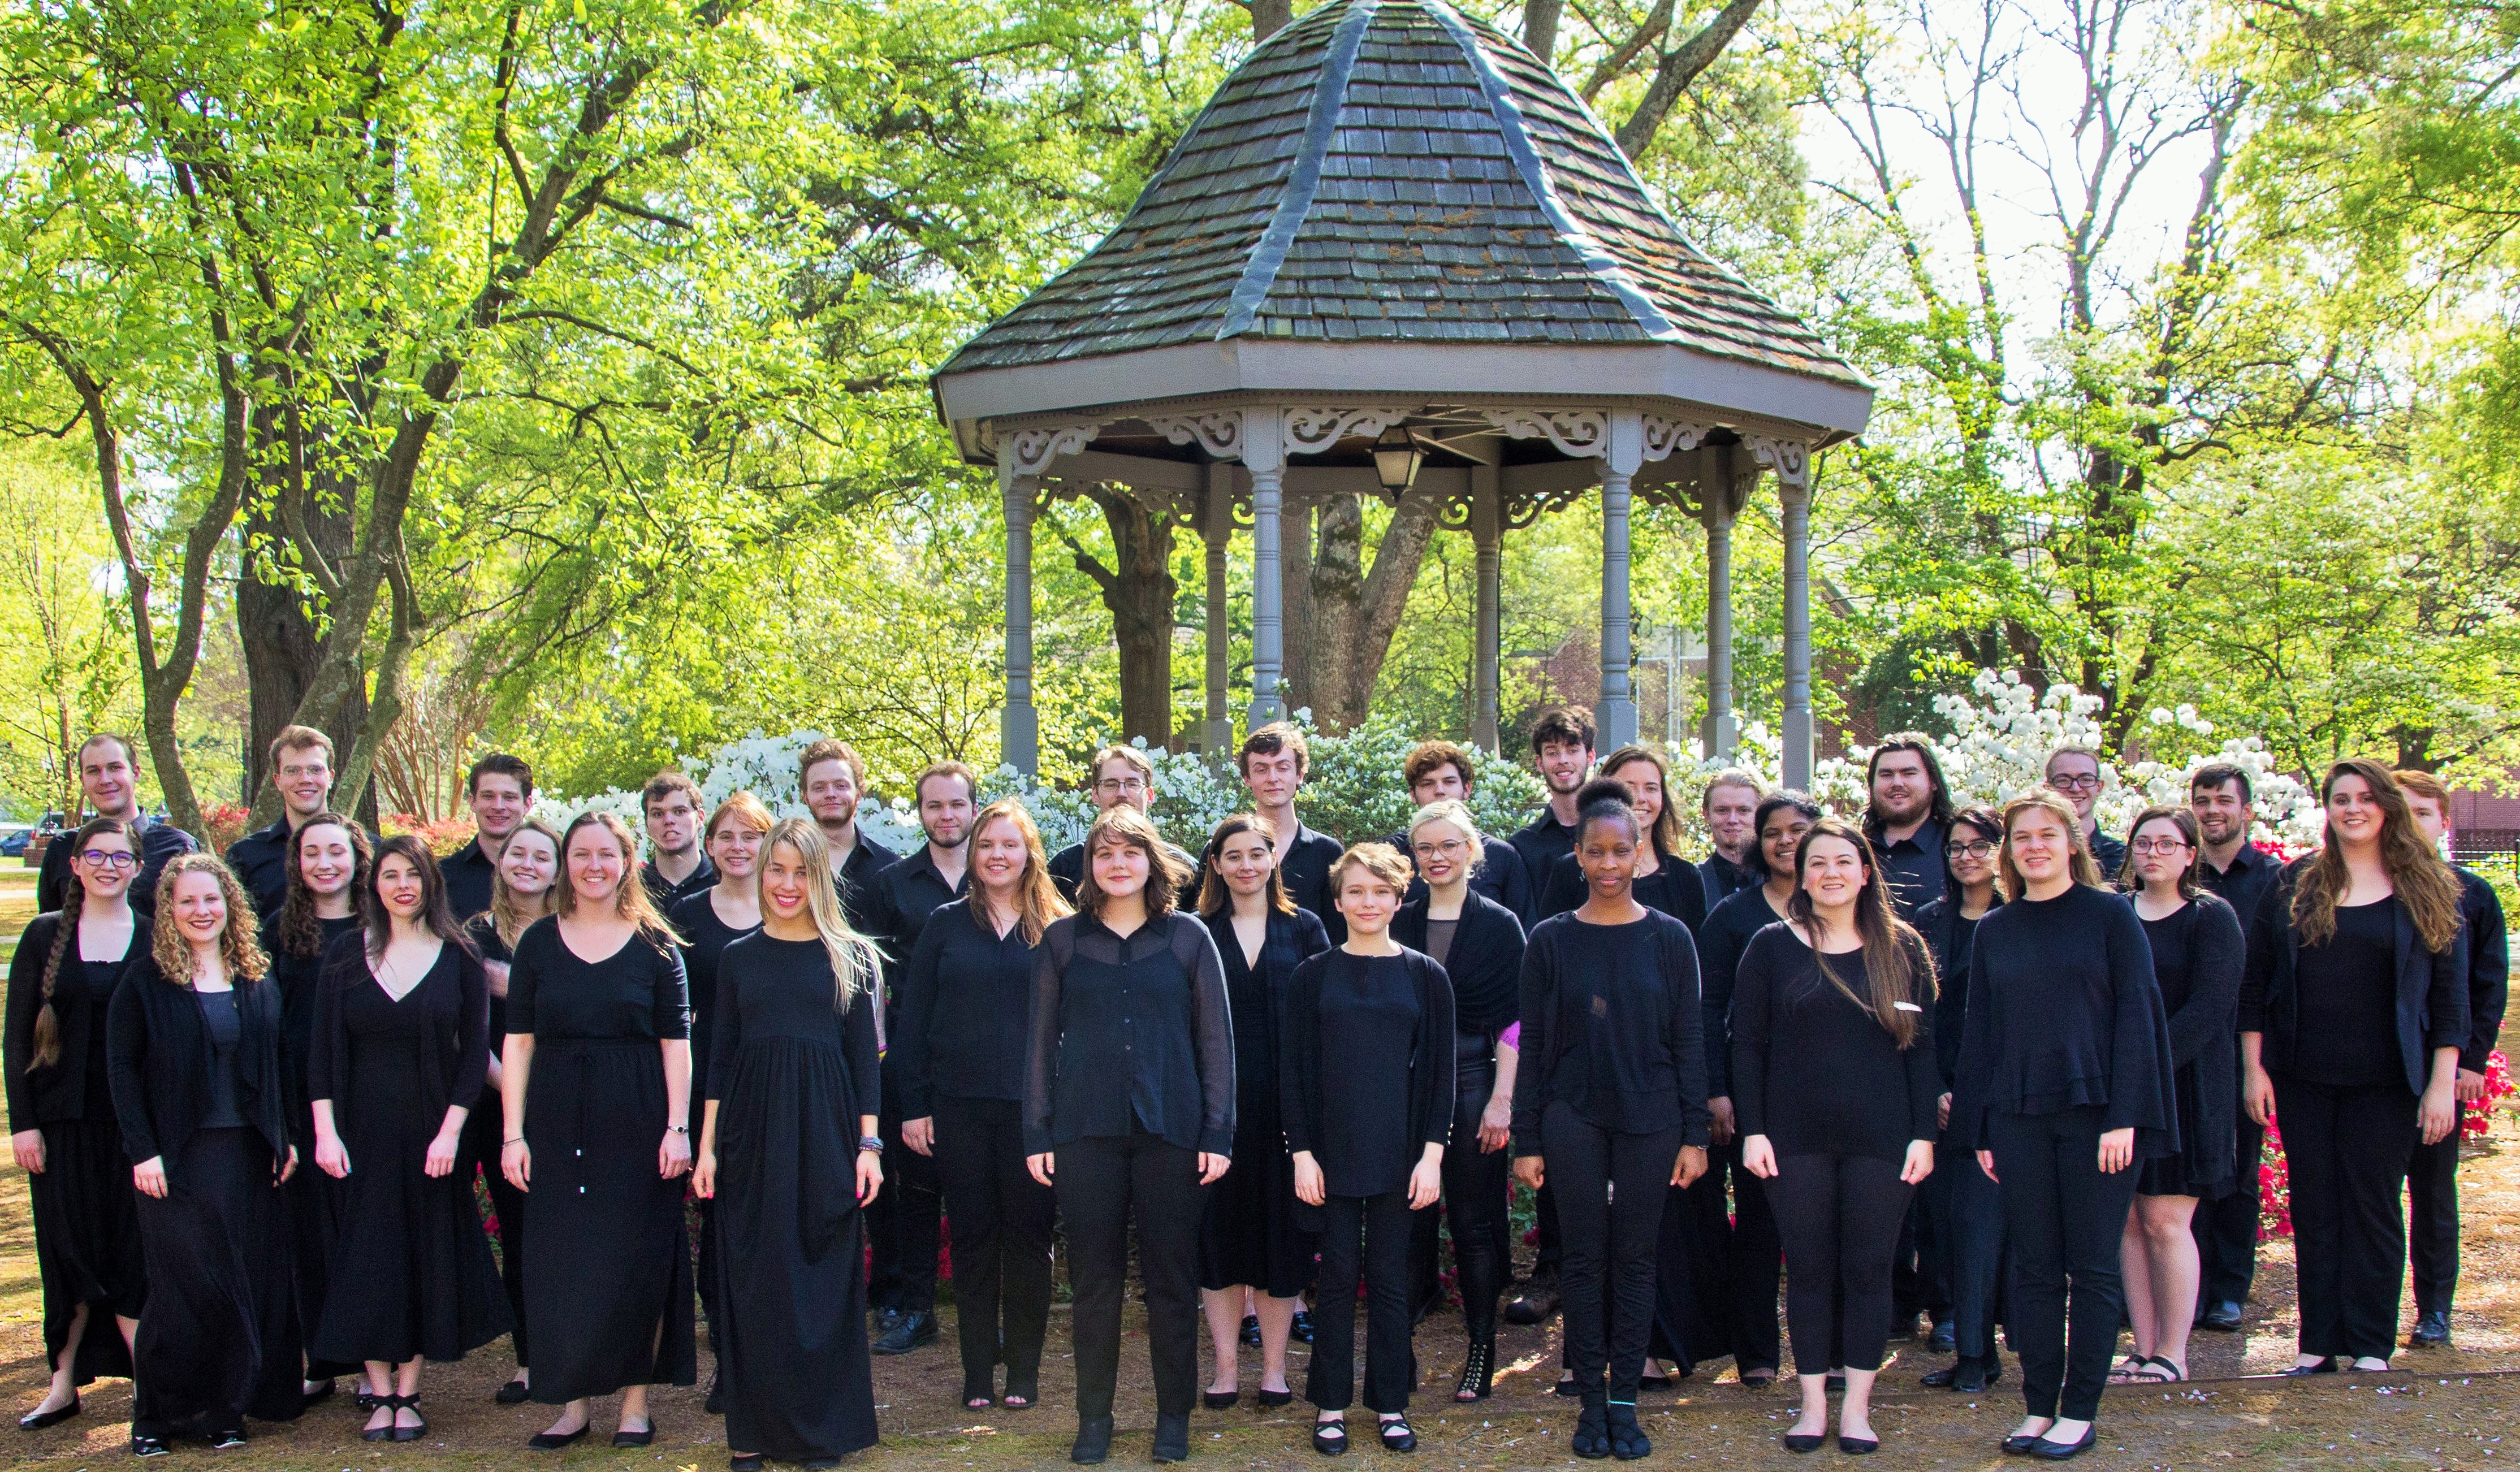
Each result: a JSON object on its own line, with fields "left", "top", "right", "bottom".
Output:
{"left": 1060, "top": 486, "right": 1178, "bottom": 747}
{"left": 237, "top": 464, "right": 368, "bottom": 815}
{"left": 1302, "top": 488, "right": 1445, "bottom": 729}
{"left": 1247, "top": 0, "right": 1293, "bottom": 41}
{"left": 1524, "top": 0, "right": 1564, "bottom": 59}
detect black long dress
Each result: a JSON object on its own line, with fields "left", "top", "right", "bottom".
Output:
{"left": 667, "top": 889, "right": 758, "bottom": 1357}
{"left": 708, "top": 933, "right": 883, "bottom": 1462}
{"left": 308, "top": 937, "right": 513, "bottom": 1364}
{"left": 506, "top": 920, "right": 698, "bottom": 1404}
{"left": 1196, "top": 904, "right": 1332, "bottom": 1297}
{"left": 263, "top": 911, "right": 362, "bottom": 1383}
{"left": 457, "top": 915, "right": 530, "bottom": 1369}
{"left": 5, "top": 915, "right": 146, "bottom": 1387}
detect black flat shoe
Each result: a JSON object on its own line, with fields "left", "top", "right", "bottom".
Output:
{"left": 2032, "top": 1427, "right": 2097, "bottom": 1460}
{"left": 613, "top": 1425, "right": 655, "bottom": 1448}
{"left": 2201, "top": 1300, "right": 2244, "bottom": 1332}
{"left": 131, "top": 1433, "right": 171, "bottom": 1457}
{"left": 729, "top": 1456, "right": 766, "bottom": 1472}
{"left": 2281, "top": 1357, "right": 2339, "bottom": 1376}
{"left": 1929, "top": 1320, "right": 1957, "bottom": 1354}
{"left": 2411, "top": 1309, "right": 2451, "bottom": 1348}
{"left": 1840, "top": 1435, "right": 1879, "bottom": 1455}
{"left": 1242, "top": 1313, "right": 1263, "bottom": 1347}
{"left": 1152, "top": 1410, "right": 1191, "bottom": 1464}
{"left": 1740, "top": 1369, "right": 1776, "bottom": 1389}
{"left": 1606, "top": 1403, "right": 1650, "bottom": 1461}
{"left": 1381, "top": 1414, "right": 1417, "bottom": 1453}
{"left": 1070, "top": 1415, "right": 1114, "bottom": 1465}
{"left": 497, "top": 1378, "right": 534, "bottom": 1406}
{"left": 1637, "top": 1372, "right": 1674, "bottom": 1391}
{"left": 1554, "top": 1375, "right": 1583, "bottom": 1397}
{"left": 1921, "top": 1365, "right": 1960, "bottom": 1388}
{"left": 1257, "top": 1388, "right": 1295, "bottom": 1408}
{"left": 1957, "top": 1361, "right": 2002, "bottom": 1394}
{"left": 1313, "top": 1419, "right": 1350, "bottom": 1456}
{"left": 1291, "top": 1310, "right": 1317, "bottom": 1344}
{"left": 19, "top": 1396, "right": 79, "bottom": 1430}
{"left": 1784, "top": 1433, "right": 1827, "bottom": 1453}
{"left": 527, "top": 1425, "right": 589, "bottom": 1451}
{"left": 2002, "top": 1432, "right": 2047, "bottom": 1456}
{"left": 1572, "top": 1399, "right": 1611, "bottom": 1461}
{"left": 1204, "top": 1388, "right": 1240, "bottom": 1409}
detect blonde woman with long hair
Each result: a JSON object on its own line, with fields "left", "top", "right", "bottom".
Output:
{"left": 460, "top": 815, "right": 559, "bottom": 1406}
{"left": 499, "top": 811, "right": 696, "bottom": 1449}
{"left": 693, "top": 817, "right": 887, "bottom": 1468}
{"left": 105, "top": 855, "right": 302, "bottom": 1455}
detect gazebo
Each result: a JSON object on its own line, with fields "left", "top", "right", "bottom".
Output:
{"left": 930, "top": 0, "right": 1872, "bottom": 789}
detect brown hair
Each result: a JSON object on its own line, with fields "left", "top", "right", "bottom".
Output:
{"left": 1328, "top": 842, "right": 1413, "bottom": 899}
{"left": 489, "top": 818, "right": 563, "bottom": 951}
{"left": 27, "top": 817, "right": 131, "bottom": 1071}
{"left": 2293, "top": 759, "right": 2463, "bottom": 953}
{"left": 77, "top": 733, "right": 139, "bottom": 769}
{"left": 1996, "top": 791, "right": 2103, "bottom": 900}
{"left": 2392, "top": 768, "right": 2452, "bottom": 811}
{"left": 556, "top": 811, "right": 684, "bottom": 945}
{"left": 278, "top": 812, "right": 371, "bottom": 960}
{"left": 361, "top": 834, "right": 467, "bottom": 958}
{"left": 1783, "top": 817, "right": 1929, "bottom": 1049}
{"left": 797, "top": 738, "right": 867, "bottom": 792}
{"left": 967, "top": 800, "right": 1072, "bottom": 946}
{"left": 1239, "top": 721, "right": 1310, "bottom": 778}
{"left": 149, "top": 855, "right": 269, "bottom": 986}
{"left": 705, "top": 791, "right": 776, "bottom": 843}
{"left": 1598, "top": 744, "right": 1683, "bottom": 856}
{"left": 269, "top": 724, "right": 335, "bottom": 768}
{"left": 1197, "top": 813, "right": 1294, "bottom": 919}
{"left": 1076, "top": 806, "right": 1188, "bottom": 921}
{"left": 1529, "top": 705, "right": 1595, "bottom": 756}
{"left": 641, "top": 768, "right": 704, "bottom": 815}
{"left": 1861, "top": 735, "right": 1956, "bottom": 839}
{"left": 915, "top": 761, "right": 979, "bottom": 805}
{"left": 465, "top": 751, "right": 535, "bottom": 798}
{"left": 2120, "top": 805, "right": 2203, "bottom": 900}
{"left": 1089, "top": 744, "right": 1156, "bottom": 785}
{"left": 1402, "top": 740, "right": 1474, "bottom": 791}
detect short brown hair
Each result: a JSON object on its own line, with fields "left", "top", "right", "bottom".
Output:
{"left": 2393, "top": 769, "right": 2452, "bottom": 810}
{"left": 269, "top": 724, "right": 334, "bottom": 769}
{"left": 1529, "top": 705, "right": 1594, "bottom": 757}
{"left": 467, "top": 752, "right": 535, "bottom": 798}
{"left": 78, "top": 733, "right": 139, "bottom": 768}
{"left": 798, "top": 738, "right": 867, "bottom": 791}
{"left": 1075, "top": 806, "right": 1189, "bottom": 921}
{"left": 917, "top": 761, "right": 979, "bottom": 804}
{"left": 642, "top": 768, "right": 703, "bottom": 815}
{"left": 1328, "top": 842, "right": 1413, "bottom": 898}
{"left": 1239, "top": 721, "right": 1310, "bottom": 778}
{"left": 1089, "top": 744, "right": 1156, "bottom": 784}
{"left": 1402, "top": 740, "right": 1475, "bottom": 791}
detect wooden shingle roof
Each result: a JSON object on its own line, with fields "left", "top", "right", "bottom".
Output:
{"left": 937, "top": 0, "right": 1864, "bottom": 389}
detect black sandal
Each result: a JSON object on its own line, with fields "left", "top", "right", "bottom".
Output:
{"left": 1313, "top": 1418, "right": 1349, "bottom": 1456}
{"left": 1380, "top": 1414, "right": 1417, "bottom": 1453}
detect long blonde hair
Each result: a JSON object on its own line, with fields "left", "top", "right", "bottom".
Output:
{"left": 966, "top": 800, "right": 1070, "bottom": 946}
{"left": 149, "top": 854, "right": 269, "bottom": 986}
{"left": 2294, "top": 758, "right": 2464, "bottom": 952}
{"left": 759, "top": 818, "right": 884, "bottom": 1011}
{"left": 556, "top": 811, "right": 683, "bottom": 946}
{"left": 488, "top": 817, "right": 563, "bottom": 951}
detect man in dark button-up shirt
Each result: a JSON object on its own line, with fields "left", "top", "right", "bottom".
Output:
{"left": 439, "top": 752, "right": 535, "bottom": 922}
{"left": 799, "top": 737, "right": 899, "bottom": 934}
{"left": 226, "top": 724, "right": 343, "bottom": 918}
{"left": 1506, "top": 707, "right": 1595, "bottom": 897}
{"left": 37, "top": 734, "right": 197, "bottom": 919}
{"left": 1236, "top": 721, "right": 1346, "bottom": 935}
{"left": 1861, "top": 737, "right": 1953, "bottom": 919}
{"left": 2188, "top": 761, "right": 2277, "bottom": 1330}
{"left": 1697, "top": 769, "right": 1765, "bottom": 908}
{"left": 1047, "top": 743, "right": 1201, "bottom": 908}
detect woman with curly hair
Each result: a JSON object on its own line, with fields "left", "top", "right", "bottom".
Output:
{"left": 2242, "top": 759, "right": 2470, "bottom": 1374}
{"left": 106, "top": 855, "right": 304, "bottom": 1456}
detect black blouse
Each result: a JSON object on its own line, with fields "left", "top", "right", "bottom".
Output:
{"left": 1511, "top": 910, "right": 1710, "bottom": 1150}
{"left": 1280, "top": 948, "right": 1455, "bottom": 1197}
{"left": 1023, "top": 912, "right": 1235, "bottom": 1158}
{"left": 1695, "top": 886, "right": 1789, "bottom": 1100}
{"left": 505, "top": 919, "right": 691, "bottom": 1043}
{"left": 2238, "top": 858, "right": 2469, "bottom": 1098}
{"left": 1391, "top": 890, "right": 1525, "bottom": 1037}
{"left": 308, "top": 934, "right": 494, "bottom": 1131}
{"left": 668, "top": 891, "right": 759, "bottom": 1106}
{"left": 1730, "top": 928, "right": 1940, "bottom": 1163}
{"left": 896, "top": 899, "right": 1044, "bottom": 1116}
{"left": 6, "top": 912, "right": 139, "bottom": 1129}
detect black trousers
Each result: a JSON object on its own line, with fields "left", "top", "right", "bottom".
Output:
{"left": 2194, "top": 1097, "right": 2263, "bottom": 1305}
{"left": 1055, "top": 1131, "right": 1208, "bottom": 1421}
{"left": 2407, "top": 1128, "right": 2461, "bottom": 1316}
{"left": 1408, "top": 1040, "right": 1513, "bottom": 1339}
{"left": 1921, "top": 1140, "right": 2007, "bottom": 1361}
{"left": 1543, "top": 1103, "right": 1682, "bottom": 1402}
{"left": 1311, "top": 1191, "right": 1418, "bottom": 1413}
{"left": 1987, "top": 1106, "right": 2135, "bottom": 1422}
{"left": 869, "top": 1053, "right": 943, "bottom": 1315}
{"left": 1722, "top": 1138, "right": 1784, "bottom": 1373}
{"left": 932, "top": 1096, "right": 1056, "bottom": 1396}
{"left": 2273, "top": 1075, "right": 2420, "bottom": 1360}
{"left": 1767, "top": 1154, "right": 1913, "bottom": 1375}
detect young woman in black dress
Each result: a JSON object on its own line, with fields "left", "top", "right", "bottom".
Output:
{"left": 667, "top": 792, "right": 769, "bottom": 1414}
{"left": 1390, "top": 800, "right": 1524, "bottom": 1404}
{"left": 1286, "top": 842, "right": 1454, "bottom": 1454}
{"left": 2110, "top": 807, "right": 2242, "bottom": 1386}
{"left": 261, "top": 811, "right": 369, "bottom": 1407}
{"left": 499, "top": 811, "right": 696, "bottom": 1449}
{"left": 1953, "top": 792, "right": 2176, "bottom": 1460}
{"left": 1914, "top": 806, "right": 2007, "bottom": 1393}
{"left": 307, "top": 836, "right": 511, "bottom": 1440}
{"left": 460, "top": 816, "right": 557, "bottom": 1405}
{"left": 1512, "top": 780, "right": 1710, "bottom": 1462}
{"left": 2241, "top": 759, "right": 2467, "bottom": 1374}
{"left": 694, "top": 817, "right": 887, "bottom": 1469}
{"left": 106, "top": 855, "right": 304, "bottom": 1455}
{"left": 1026, "top": 804, "right": 1235, "bottom": 1467}
{"left": 1190, "top": 812, "right": 1329, "bottom": 1411}
{"left": 897, "top": 799, "right": 1069, "bottom": 1411}
{"left": 8, "top": 818, "right": 146, "bottom": 1430}
{"left": 1733, "top": 818, "right": 1939, "bottom": 1454}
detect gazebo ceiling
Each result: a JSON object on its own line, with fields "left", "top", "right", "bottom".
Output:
{"left": 932, "top": 0, "right": 1873, "bottom": 457}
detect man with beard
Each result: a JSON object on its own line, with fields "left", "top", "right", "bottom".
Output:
{"left": 1696, "top": 770, "right": 1764, "bottom": 906}
{"left": 36, "top": 733, "right": 197, "bottom": 918}
{"left": 2188, "top": 763, "right": 2278, "bottom": 1332}
{"left": 801, "top": 737, "right": 899, "bottom": 933}
{"left": 2043, "top": 746, "right": 2125, "bottom": 879}
{"left": 439, "top": 752, "right": 534, "bottom": 920}
{"left": 1860, "top": 737, "right": 1953, "bottom": 920}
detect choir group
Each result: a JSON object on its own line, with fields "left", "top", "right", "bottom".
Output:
{"left": 6, "top": 712, "right": 2506, "bottom": 1465}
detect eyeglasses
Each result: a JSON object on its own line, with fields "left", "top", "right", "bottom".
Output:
{"left": 1943, "top": 839, "right": 1996, "bottom": 860}
{"left": 1093, "top": 777, "right": 1149, "bottom": 795}
{"left": 1413, "top": 838, "right": 1469, "bottom": 859}
{"left": 2047, "top": 773, "right": 2102, "bottom": 793}
{"left": 78, "top": 849, "right": 139, "bottom": 869}
{"left": 2129, "top": 838, "right": 2190, "bottom": 855}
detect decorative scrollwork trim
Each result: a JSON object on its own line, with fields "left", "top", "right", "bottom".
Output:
{"left": 1142, "top": 410, "right": 1245, "bottom": 460}
{"left": 1641, "top": 413, "right": 1712, "bottom": 462}
{"left": 1744, "top": 433, "right": 1810, "bottom": 493}
{"left": 1002, "top": 420, "right": 1106, "bottom": 477}
{"left": 1282, "top": 404, "right": 1415, "bottom": 454}
{"left": 1477, "top": 406, "right": 1609, "bottom": 460}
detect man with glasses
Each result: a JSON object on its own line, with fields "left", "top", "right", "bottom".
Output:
{"left": 2043, "top": 746, "right": 2125, "bottom": 878}
{"left": 37, "top": 733, "right": 198, "bottom": 917}
{"left": 1860, "top": 735, "right": 1955, "bottom": 919}
{"left": 1046, "top": 745, "right": 1200, "bottom": 906}
{"left": 225, "top": 725, "right": 343, "bottom": 917}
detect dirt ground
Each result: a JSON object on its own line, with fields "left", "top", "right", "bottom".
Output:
{"left": 6, "top": 1113, "right": 2517, "bottom": 1470}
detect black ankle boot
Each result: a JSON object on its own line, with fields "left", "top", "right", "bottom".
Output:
{"left": 1456, "top": 1338, "right": 1495, "bottom": 1401}
{"left": 1152, "top": 1412, "right": 1191, "bottom": 1463}
{"left": 1070, "top": 1416, "right": 1114, "bottom": 1465}
{"left": 1606, "top": 1402, "right": 1652, "bottom": 1461}
{"left": 1573, "top": 1393, "right": 1611, "bottom": 1460}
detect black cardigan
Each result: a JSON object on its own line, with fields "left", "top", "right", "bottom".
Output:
{"left": 306, "top": 932, "right": 494, "bottom": 1129}
{"left": 105, "top": 954, "right": 293, "bottom": 1170}
{"left": 1390, "top": 890, "right": 1526, "bottom": 1037}
{"left": 2240, "top": 858, "right": 2470, "bottom": 1097}
{"left": 2133, "top": 891, "right": 2245, "bottom": 1185}
{"left": 1277, "top": 947, "right": 1456, "bottom": 1192}
{"left": 5, "top": 912, "right": 140, "bottom": 1129}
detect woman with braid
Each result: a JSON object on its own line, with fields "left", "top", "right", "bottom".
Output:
{"left": 7, "top": 818, "right": 148, "bottom": 1430}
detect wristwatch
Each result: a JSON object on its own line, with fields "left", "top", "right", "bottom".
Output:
{"left": 665, "top": 1124, "right": 689, "bottom": 1135}
{"left": 858, "top": 1135, "right": 884, "bottom": 1154}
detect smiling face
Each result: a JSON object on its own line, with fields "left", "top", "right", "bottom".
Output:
{"left": 706, "top": 815, "right": 767, "bottom": 881}
{"left": 79, "top": 739, "right": 140, "bottom": 821}
{"left": 1537, "top": 739, "right": 1592, "bottom": 798}
{"left": 1705, "top": 781, "right": 1759, "bottom": 858}
{"left": 275, "top": 743, "right": 334, "bottom": 823}
{"left": 1241, "top": 748, "right": 1302, "bottom": 812}
{"left": 1798, "top": 832, "right": 1869, "bottom": 911}
{"left": 2006, "top": 806, "right": 2073, "bottom": 885}
{"left": 1335, "top": 864, "right": 1402, "bottom": 937}
{"left": 374, "top": 851, "right": 426, "bottom": 923}
{"left": 1216, "top": 826, "right": 1278, "bottom": 899}
{"left": 468, "top": 773, "right": 528, "bottom": 843}
{"left": 1090, "top": 833, "right": 1152, "bottom": 901}
{"left": 498, "top": 829, "right": 559, "bottom": 900}
{"left": 759, "top": 839, "right": 815, "bottom": 922}
{"left": 1605, "top": 759, "right": 1665, "bottom": 837}
{"left": 918, "top": 772, "right": 975, "bottom": 848}
{"left": 1943, "top": 823, "right": 1999, "bottom": 890}
{"left": 2324, "top": 772, "right": 2385, "bottom": 848}
{"left": 1760, "top": 806, "right": 1816, "bottom": 878}
{"left": 2044, "top": 751, "right": 2102, "bottom": 822}
{"left": 565, "top": 824, "right": 629, "bottom": 908}
{"left": 168, "top": 869, "right": 228, "bottom": 949}
{"left": 1869, "top": 749, "right": 1932, "bottom": 826}
{"left": 1411, "top": 817, "right": 1473, "bottom": 889}
{"left": 972, "top": 815, "right": 1031, "bottom": 895}
{"left": 2190, "top": 777, "right": 2253, "bottom": 848}
{"left": 70, "top": 828, "right": 138, "bottom": 903}
{"left": 297, "top": 821, "right": 358, "bottom": 899}
{"left": 802, "top": 759, "right": 860, "bottom": 831}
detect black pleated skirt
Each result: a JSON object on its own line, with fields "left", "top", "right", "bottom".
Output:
{"left": 132, "top": 1128, "right": 305, "bottom": 1434}
{"left": 31, "top": 1114, "right": 146, "bottom": 1386}
{"left": 521, "top": 1039, "right": 697, "bottom": 1403}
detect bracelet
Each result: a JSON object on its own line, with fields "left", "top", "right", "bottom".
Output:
{"left": 503, "top": 1137, "right": 525, "bottom": 1146}
{"left": 665, "top": 1124, "right": 689, "bottom": 1135}
{"left": 858, "top": 1135, "right": 884, "bottom": 1153}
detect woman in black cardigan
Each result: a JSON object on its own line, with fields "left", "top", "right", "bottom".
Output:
{"left": 1913, "top": 806, "right": 2007, "bottom": 1394}
{"left": 8, "top": 818, "right": 146, "bottom": 1429}
{"left": 1285, "top": 843, "right": 1455, "bottom": 1454}
{"left": 2241, "top": 759, "right": 2467, "bottom": 1373}
{"left": 2111, "top": 807, "right": 2242, "bottom": 1386}
{"left": 106, "top": 855, "right": 305, "bottom": 1456}
{"left": 1390, "top": 799, "right": 1524, "bottom": 1402}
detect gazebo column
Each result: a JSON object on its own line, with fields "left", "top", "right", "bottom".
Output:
{"left": 1203, "top": 464, "right": 1234, "bottom": 754}
{"left": 1471, "top": 463, "right": 1503, "bottom": 752}
{"left": 1701, "top": 447, "right": 1752, "bottom": 760}
{"left": 1244, "top": 408, "right": 1289, "bottom": 727}
{"left": 999, "top": 458, "right": 1041, "bottom": 776}
{"left": 1757, "top": 436, "right": 1815, "bottom": 789}
{"left": 1597, "top": 412, "right": 1646, "bottom": 751}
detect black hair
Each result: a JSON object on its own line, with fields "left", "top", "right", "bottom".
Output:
{"left": 1574, "top": 776, "right": 1641, "bottom": 845}
{"left": 1861, "top": 735, "right": 1957, "bottom": 840}
{"left": 1940, "top": 804, "right": 2005, "bottom": 907}
{"left": 1748, "top": 791, "right": 1825, "bottom": 880}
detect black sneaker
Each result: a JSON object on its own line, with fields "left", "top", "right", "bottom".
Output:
{"left": 1504, "top": 1275, "right": 1560, "bottom": 1326}
{"left": 1240, "top": 1314, "right": 1262, "bottom": 1348}
{"left": 1290, "top": 1309, "right": 1316, "bottom": 1345}
{"left": 873, "top": 1309, "right": 939, "bottom": 1356}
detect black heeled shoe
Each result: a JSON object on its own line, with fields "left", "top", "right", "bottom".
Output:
{"left": 1152, "top": 1411, "right": 1191, "bottom": 1464}
{"left": 19, "top": 1395, "right": 79, "bottom": 1430}
{"left": 496, "top": 1378, "right": 534, "bottom": 1406}
{"left": 1606, "top": 1402, "right": 1651, "bottom": 1461}
{"left": 1455, "top": 1339, "right": 1495, "bottom": 1402}
{"left": 1572, "top": 1395, "right": 1611, "bottom": 1460}
{"left": 1380, "top": 1414, "right": 1417, "bottom": 1453}
{"left": 1070, "top": 1415, "right": 1114, "bottom": 1465}
{"left": 1313, "top": 1418, "right": 1349, "bottom": 1456}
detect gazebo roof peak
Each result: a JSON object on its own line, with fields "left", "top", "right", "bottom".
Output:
{"left": 934, "top": 0, "right": 1866, "bottom": 409}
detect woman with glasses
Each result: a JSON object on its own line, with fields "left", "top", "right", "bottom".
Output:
{"left": 1914, "top": 808, "right": 2008, "bottom": 1393}
{"left": 2108, "top": 807, "right": 2243, "bottom": 1386}
{"left": 1390, "top": 800, "right": 1525, "bottom": 1403}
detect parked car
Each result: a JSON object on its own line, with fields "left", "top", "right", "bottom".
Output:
{"left": 0, "top": 822, "right": 31, "bottom": 858}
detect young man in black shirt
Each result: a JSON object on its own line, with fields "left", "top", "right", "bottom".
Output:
{"left": 2187, "top": 763, "right": 2277, "bottom": 1332}
{"left": 1697, "top": 769, "right": 1764, "bottom": 906}
{"left": 1238, "top": 722, "right": 1346, "bottom": 933}
{"left": 439, "top": 752, "right": 534, "bottom": 922}
{"left": 2045, "top": 747, "right": 2125, "bottom": 879}
{"left": 224, "top": 724, "right": 342, "bottom": 917}
{"left": 801, "top": 737, "right": 898, "bottom": 935}
{"left": 1378, "top": 739, "right": 1532, "bottom": 923}
{"left": 637, "top": 768, "right": 716, "bottom": 911}
{"left": 36, "top": 733, "right": 196, "bottom": 918}
{"left": 1045, "top": 745, "right": 1200, "bottom": 907}
{"left": 1860, "top": 736, "right": 1952, "bottom": 920}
